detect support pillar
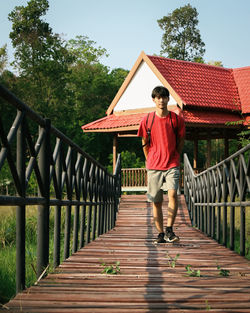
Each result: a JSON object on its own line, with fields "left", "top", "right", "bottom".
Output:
{"left": 113, "top": 134, "right": 118, "bottom": 174}
{"left": 224, "top": 138, "right": 229, "bottom": 159}
{"left": 207, "top": 138, "right": 211, "bottom": 168}
{"left": 193, "top": 139, "right": 198, "bottom": 171}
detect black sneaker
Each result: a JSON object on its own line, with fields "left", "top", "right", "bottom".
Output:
{"left": 165, "top": 227, "right": 179, "bottom": 243}
{"left": 154, "top": 232, "right": 166, "bottom": 244}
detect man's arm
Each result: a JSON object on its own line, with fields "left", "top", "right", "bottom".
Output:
{"left": 176, "top": 114, "right": 185, "bottom": 155}
{"left": 142, "top": 137, "right": 149, "bottom": 160}
{"left": 177, "top": 137, "right": 185, "bottom": 155}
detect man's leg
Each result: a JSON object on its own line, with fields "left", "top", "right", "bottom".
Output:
{"left": 147, "top": 170, "right": 165, "bottom": 243}
{"left": 165, "top": 189, "right": 179, "bottom": 242}
{"left": 167, "top": 189, "right": 178, "bottom": 227}
{"left": 152, "top": 201, "right": 164, "bottom": 233}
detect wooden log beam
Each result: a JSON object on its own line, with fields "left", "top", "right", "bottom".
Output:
{"left": 113, "top": 134, "right": 117, "bottom": 174}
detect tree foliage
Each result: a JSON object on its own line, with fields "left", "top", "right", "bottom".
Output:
{"left": 207, "top": 60, "right": 223, "bottom": 67}
{"left": 158, "top": 4, "right": 205, "bottom": 62}
{"left": 107, "top": 150, "right": 145, "bottom": 174}
{"left": 2, "top": 0, "right": 129, "bottom": 166}
{"left": 8, "top": 0, "right": 74, "bottom": 135}
{"left": 0, "top": 45, "right": 8, "bottom": 73}
{"left": 65, "top": 36, "right": 128, "bottom": 162}
{"left": 67, "top": 35, "right": 109, "bottom": 65}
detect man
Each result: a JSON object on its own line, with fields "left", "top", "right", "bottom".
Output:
{"left": 137, "top": 86, "right": 185, "bottom": 243}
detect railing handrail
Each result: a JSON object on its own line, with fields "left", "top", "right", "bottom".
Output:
{"left": 0, "top": 83, "right": 122, "bottom": 297}
{"left": 184, "top": 143, "right": 250, "bottom": 178}
{"left": 183, "top": 144, "right": 250, "bottom": 258}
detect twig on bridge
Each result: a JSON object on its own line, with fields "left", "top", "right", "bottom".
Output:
{"left": 0, "top": 303, "right": 10, "bottom": 310}
{"left": 34, "top": 264, "right": 50, "bottom": 285}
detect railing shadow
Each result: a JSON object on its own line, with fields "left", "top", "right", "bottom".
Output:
{"left": 145, "top": 199, "right": 166, "bottom": 312}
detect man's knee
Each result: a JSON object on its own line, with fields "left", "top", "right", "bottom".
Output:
{"left": 153, "top": 201, "right": 163, "bottom": 210}
{"left": 168, "top": 189, "right": 177, "bottom": 199}
{"left": 168, "top": 190, "right": 178, "bottom": 206}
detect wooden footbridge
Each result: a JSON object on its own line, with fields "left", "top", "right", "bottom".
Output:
{"left": 0, "top": 84, "right": 250, "bottom": 312}
{"left": 3, "top": 194, "right": 250, "bottom": 312}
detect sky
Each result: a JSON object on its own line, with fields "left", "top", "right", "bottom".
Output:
{"left": 1, "top": 0, "right": 250, "bottom": 71}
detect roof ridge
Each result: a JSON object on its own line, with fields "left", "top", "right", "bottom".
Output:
{"left": 233, "top": 66, "right": 250, "bottom": 71}
{"left": 147, "top": 54, "right": 232, "bottom": 72}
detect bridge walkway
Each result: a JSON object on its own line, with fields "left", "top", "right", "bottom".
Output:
{"left": 5, "top": 195, "right": 250, "bottom": 312}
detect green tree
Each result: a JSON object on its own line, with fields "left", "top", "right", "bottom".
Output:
{"left": 6, "top": 0, "right": 130, "bottom": 166}
{"left": 8, "top": 0, "right": 74, "bottom": 133}
{"left": 207, "top": 60, "right": 223, "bottom": 67}
{"left": 0, "top": 45, "right": 8, "bottom": 73}
{"left": 0, "top": 43, "right": 19, "bottom": 146}
{"left": 158, "top": 4, "right": 205, "bottom": 62}
{"left": 65, "top": 36, "right": 129, "bottom": 163}
{"left": 0, "top": 45, "right": 19, "bottom": 195}
{"left": 68, "top": 35, "right": 108, "bottom": 65}
{"left": 107, "top": 150, "right": 145, "bottom": 173}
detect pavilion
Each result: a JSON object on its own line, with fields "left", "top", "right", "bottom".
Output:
{"left": 82, "top": 51, "right": 250, "bottom": 172}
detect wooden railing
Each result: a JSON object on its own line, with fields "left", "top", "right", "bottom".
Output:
{"left": 0, "top": 84, "right": 121, "bottom": 295}
{"left": 122, "top": 168, "right": 147, "bottom": 189}
{"left": 121, "top": 167, "right": 186, "bottom": 191}
{"left": 184, "top": 144, "right": 250, "bottom": 257}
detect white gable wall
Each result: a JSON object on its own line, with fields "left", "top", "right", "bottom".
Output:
{"left": 114, "top": 61, "right": 177, "bottom": 112}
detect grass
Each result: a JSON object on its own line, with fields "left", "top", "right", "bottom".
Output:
{"left": 165, "top": 252, "right": 180, "bottom": 268}
{"left": 214, "top": 205, "right": 250, "bottom": 259}
{"left": 185, "top": 264, "right": 201, "bottom": 277}
{"left": 0, "top": 207, "right": 46, "bottom": 304}
{"left": 100, "top": 259, "right": 121, "bottom": 275}
{"left": 0, "top": 204, "right": 93, "bottom": 304}
{"left": 217, "top": 264, "right": 230, "bottom": 277}
{"left": 194, "top": 204, "right": 250, "bottom": 259}
{"left": 0, "top": 245, "right": 16, "bottom": 304}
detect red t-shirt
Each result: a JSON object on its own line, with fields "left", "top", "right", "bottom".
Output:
{"left": 137, "top": 111, "right": 185, "bottom": 170}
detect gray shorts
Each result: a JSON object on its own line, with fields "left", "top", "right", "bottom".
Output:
{"left": 147, "top": 167, "right": 180, "bottom": 203}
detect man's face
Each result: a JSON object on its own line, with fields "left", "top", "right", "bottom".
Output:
{"left": 153, "top": 96, "right": 169, "bottom": 110}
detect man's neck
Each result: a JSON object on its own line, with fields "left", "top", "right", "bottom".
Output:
{"left": 156, "top": 107, "right": 169, "bottom": 118}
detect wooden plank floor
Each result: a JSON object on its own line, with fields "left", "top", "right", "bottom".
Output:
{"left": 4, "top": 195, "right": 250, "bottom": 312}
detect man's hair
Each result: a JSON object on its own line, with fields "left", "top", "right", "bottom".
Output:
{"left": 151, "top": 86, "right": 170, "bottom": 99}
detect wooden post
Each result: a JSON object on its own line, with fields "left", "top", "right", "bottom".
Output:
{"left": 16, "top": 112, "right": 26, "bottom": 293}
{"left": 37, "top": 119, "right": 51, "bottom": 278}
{"left": 207, "top": 138, "right": 211, "bottom": 168}
{"left": 224, "top": 138, "right": 229, "bottom": 159}
{"left": 193, "top": 139, "right": 198, "bottom": 170}
{"left": 113, "top": 134, "right": 117, "bottom": 174}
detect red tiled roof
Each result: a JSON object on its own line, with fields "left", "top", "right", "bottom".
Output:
{"left": 82, "top": 53, "right": 249, "bottom": 133}
{"left": 233, "top": 67, "right": 250, "bottom": 114}
{"left": 82, "top": 110, "right": 242, "bottom": 132}
{"left": 147, "top": 55, "right": 241, "bottom": 111}
{"left": 82, "top": 113, "right": 143, "bottom": 131}
{"left": 183, "top": 110, "right": 242, "bottom": 125}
